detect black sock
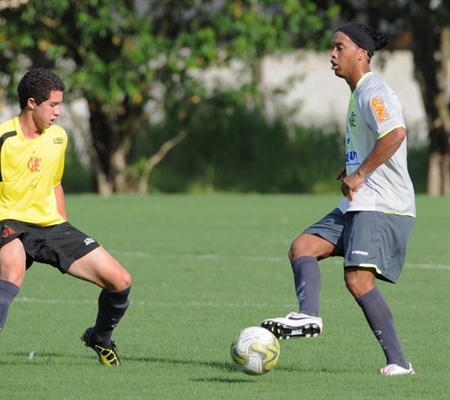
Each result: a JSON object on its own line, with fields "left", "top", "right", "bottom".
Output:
{"left": 292, "top": 256, "right": 321, "bottom": 316}
{"left": 0, "top": 280, "right": 20, "bottom": 332}
{"left": 357, "top": 287, "right": 408, "bottom": 368}
{"left": 92, "top": 286, "right": 131, "bottom": 346}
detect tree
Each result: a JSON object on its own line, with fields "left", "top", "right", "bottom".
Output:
{"left": 407, "top": 2, "right": 450, "bottom": 196}
{"left": 0, "top": 0, "right": 338, "bottom": 194}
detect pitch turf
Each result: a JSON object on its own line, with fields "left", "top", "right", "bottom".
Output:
{"left": 1, "top": 194, "right": 448, "bottom": 399}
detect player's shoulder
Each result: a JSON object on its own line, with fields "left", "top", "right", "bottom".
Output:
{"left": 0, "top": 117, "right": 17, "bottom": 136}
{"left": 359, "top": 73, "right": 389, "bottom": 94}
{"left": 357, "top": 74, "right": 398, "bottom": 103}
{"left": 47, "top": 124, "right": 68, "bottom": 140}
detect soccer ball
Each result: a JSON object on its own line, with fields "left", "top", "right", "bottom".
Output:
{"left": 230, "top": 326, "right": 280, "bottom": 375}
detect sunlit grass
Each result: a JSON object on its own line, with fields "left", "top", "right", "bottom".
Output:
{"left": 1, "top": 194, "right": 448, "bottom": 399}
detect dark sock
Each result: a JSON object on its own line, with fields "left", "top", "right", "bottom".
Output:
{"left": 92, "top": 286, "right": 131, "bottom": 346}
{"left": 0, "top": 280, "right": 20, "bottom": 332}
{"left": 357, "top": 287, "right": 408, "bottom": 368}
{"left": 291, "top": 256, "right": 321, "bottom": 316}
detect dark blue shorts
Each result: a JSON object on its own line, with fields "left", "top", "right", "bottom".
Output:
{"left": 0, "top": 220, "right": 100, "bottom": 273}
{"left": 303, "top": 208, "right": 414, "bottom": 283}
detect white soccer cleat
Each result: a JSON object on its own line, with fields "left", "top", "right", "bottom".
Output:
{"left": 379, "top": 363, "right": 415, "bottom": 376}
{"left": 261, "top": 312, "right": 323, "bottom": 340}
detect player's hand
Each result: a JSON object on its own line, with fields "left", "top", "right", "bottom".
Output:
{"left": 336, "top": 166, "right": 347, "bottom": 180}
{"left": 341, "top": 171, "right": 365, "bottom": 201}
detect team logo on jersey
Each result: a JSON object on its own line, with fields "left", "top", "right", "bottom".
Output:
{"left": 53, "top": 137, "right": 64, "bottom": 144}
{"left": 28, "top": 157, "right": 41, "bottom": 172}
{"left": 370, "top": 97, "right": 390, "bottom": 123}
{"left": 346, "top": 150, "right": 359, "bottom": 166}
{"left": 348, "top": 111, "right": 356, "bottom": 127}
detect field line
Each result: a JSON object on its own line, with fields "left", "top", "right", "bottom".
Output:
{"left": 13, "top": 251, "right": 447, "bottom": 307}
{"left": 14, "top": 296, "right": 284, "bottom": 308}
{"left": 111, "top": 249, "right": 450, "bottom": 271}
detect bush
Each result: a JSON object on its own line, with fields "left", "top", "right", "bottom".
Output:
{"left": 407, "top": 144, "right": 428, "bottom": 193}
{"left": 62, "top": 140, "right": 95, "bottom": 193}
{"left": 148, "top": 100, "right": 345, "bottom": 193}
{"left": 63, "top": 91, "right": 428, "bottom": 194}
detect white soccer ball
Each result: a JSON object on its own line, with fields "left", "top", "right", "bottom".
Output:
{"left": 230, "top": 326, "right": 280, "bottom": 375}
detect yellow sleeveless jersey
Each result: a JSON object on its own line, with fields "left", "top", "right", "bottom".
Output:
{"left": 0, "top": 117, "right": 67, "bottom": 225}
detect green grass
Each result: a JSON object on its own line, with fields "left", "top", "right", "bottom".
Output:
{"left": 1, "top": 194, "right": 449, "bottom": 400}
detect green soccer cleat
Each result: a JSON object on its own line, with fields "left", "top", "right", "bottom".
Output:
{"left": 81, "top": 327, "right": 121, "bottom": 366}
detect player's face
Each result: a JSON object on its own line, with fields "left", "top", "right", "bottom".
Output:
{"left": 31, "top": 90, "right": 63, "bottom": 130}
{"left": 330, "top": 32, "right": 363, "bottom": 79}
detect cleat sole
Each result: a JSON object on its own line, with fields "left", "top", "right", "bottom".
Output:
{"left": 261, "top": 321, "right": 321, "bottom": 340}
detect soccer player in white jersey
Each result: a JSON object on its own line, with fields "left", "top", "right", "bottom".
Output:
{"left": 261, "top": 22, "right": 416, "bottom": 375}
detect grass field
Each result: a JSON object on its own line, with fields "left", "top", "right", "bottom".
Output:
{"left": 0, "top": 194, "right": 448, "bottom": 400}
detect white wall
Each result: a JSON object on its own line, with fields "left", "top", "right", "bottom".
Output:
{"left": 262, "top": 50, "right": 427, "bottom": 139}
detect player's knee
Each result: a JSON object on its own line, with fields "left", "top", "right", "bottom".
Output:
{"left": 123, "top": 270, "right": 132, "bottom": 288}
{"left": 0, "top": 269, "right": 25, "bottom": 287}
{"left": 289, "top": 235, "right": 307, "bottom": 261}
{"left": 102, "top": 262, "right": 131, "bottom": 291}
{"left": 289, "top": 233, "right": 331, "bottom": 262}
{"left": 344, "top": 270, "right": 375, "bottom": 298}
{"left": 344, "top": 273, "right": 357, "bottom": 295}
{"left": 117, "top": 268, "right": 132, "bottom": 290}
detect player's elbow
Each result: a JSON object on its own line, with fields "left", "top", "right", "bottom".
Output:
{"left": 394, "top": 127, "right": 407, "bottom": 142}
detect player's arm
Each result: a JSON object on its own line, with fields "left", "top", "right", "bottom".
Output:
{"left": 54, "top": 183, "right": 68, "bottom": 220}
{"left": 341, "top": 126, "right": 406, "bottom": 200}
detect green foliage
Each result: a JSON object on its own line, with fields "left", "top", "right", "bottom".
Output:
{"left": 62, "top": 140, "right": 95, "bottom": 193}
{"left": 0, "top": 194, "right": 448, "bottom": 399}
{"left": 407, "top": 144, "right": 428, "bottom": 194}
{"left": 0, "top": 0, "right": 338, "bottom": 193}
{"left": 144, "top": 95, "right": 345, "bottom": 193}
{"left": 214, "top": 0, "right": 339, "bottom": 59}
{"left": 0, "top": 0, "right": 335, "bottom": 106}
{"left": 68, "top": 106, "right": 428, "bottom": 194}
{"left": 1, "top": 0, "right": 160, "bottom": 130}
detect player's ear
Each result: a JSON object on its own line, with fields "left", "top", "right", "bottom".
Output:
{"left": 359, "top": 48, "right": 370, "bottom": 63}
{"left": 357, "top": 47, "right": 366, "bottom": 61}
{"left": 27, "top": 97, "right": 37, "bottom": 109}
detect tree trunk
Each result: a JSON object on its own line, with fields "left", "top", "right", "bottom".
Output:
{"left": 434, "top": 26, "right": 450, "bottom": 195}
{"left": 410, "top": 15, "right": 450, "bottom": 196}
{"left": 87, "top": 98, "right": 135, "bottom": 194}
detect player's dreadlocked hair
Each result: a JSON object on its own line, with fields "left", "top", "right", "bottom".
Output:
{"left": 356, "top": 22, "right": 389, "bottom": 52}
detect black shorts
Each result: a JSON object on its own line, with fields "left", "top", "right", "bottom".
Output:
{"left": 0, "top": 219, "right": 100, "bottom": 273}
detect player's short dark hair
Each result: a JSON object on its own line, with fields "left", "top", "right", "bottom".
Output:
{"left": 17, "top": 68, "right": 65, "bottom": 110}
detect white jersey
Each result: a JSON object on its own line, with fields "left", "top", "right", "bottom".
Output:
{"left": 338, "top": 72, "right": 416, "bottom": 217}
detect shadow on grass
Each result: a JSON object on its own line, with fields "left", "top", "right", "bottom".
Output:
{"left": 125, "top": 355, "right": 236, "bottom": 371}
{"left": 4, "top": 351, "right": 89, "bottom": 366}
{"left": 4, "top": 351, "right": 238, "bottom": 370}
{"left": 191, "top": 377, "right": 255, "bottom": 383}
{"left": 123, "top": 355, "right": 319, "bottom": 373}
{"left": 5, "top": 351, "right": 344, "bottom": 374}
{"left": 124, "top": 355, "right": 349, "bottom": 374}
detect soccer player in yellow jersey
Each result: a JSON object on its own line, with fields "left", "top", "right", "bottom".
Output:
{"left": 0, "top": 68, "right": 131, "bottom": 366}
